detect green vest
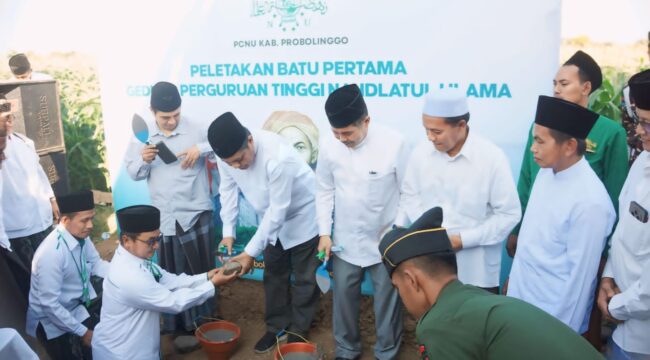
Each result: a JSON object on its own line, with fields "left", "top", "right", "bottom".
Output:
{"left": 416, "top": 280, "right": 604, "bottom": 360}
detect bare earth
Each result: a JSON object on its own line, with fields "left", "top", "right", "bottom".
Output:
{"left": 95, "top": 240, "right": 419, "bottom": 360}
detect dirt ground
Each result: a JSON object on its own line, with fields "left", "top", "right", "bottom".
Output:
{"left": 95, "top": 240, "right": 420, "bottom": 360}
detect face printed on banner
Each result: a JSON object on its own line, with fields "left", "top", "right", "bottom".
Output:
{"left": 635, "top": 107, "right": 650, "bottom": 151}
{"left": 153, "top": 108, "right": 181, "bottom": 133}
{"left": 278, "top": 126, "right": 313, "bottom": 164}
{"left": 553, "top": 65, "right": 590, "bottom": 105}
{"left": 531, "top": 124, "right": 566, "bottom": 169}
{"left": 124, "top": 230, "right": 162, "bottom": 259}
{"left": 422, "top": 115, "right": 467, "bottom": 155}
{"left": 330, "top": 116, "right": 370, "bottom": 148}
{"left": 61, "top": 209, "right": 96, "bottom": 239}
{"left": 222, "top": 135, "right": 255, "bottom": 170}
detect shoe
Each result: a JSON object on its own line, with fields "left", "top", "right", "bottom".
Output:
{"left": 254, "top": 331, "right": 286, "bottom": 353}
{"left": 287, "top": 333, "right": 307, "bottom": 343}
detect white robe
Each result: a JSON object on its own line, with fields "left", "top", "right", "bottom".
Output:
{"left": 92, "top": 245, "right": 215, "bottom": 360}
{"left": 603, "top": 151, "right": 650, "bottom": 354}
{"left": 509, "top": 158, "right": 615, "bottom": 333}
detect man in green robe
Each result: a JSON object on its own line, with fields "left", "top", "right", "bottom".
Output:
{"left": 379, "top": 207, "right": 603, "bottom": 360}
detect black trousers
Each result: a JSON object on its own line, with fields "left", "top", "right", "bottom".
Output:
{"left": 263, "top": 236, "right": 320, "bottom": 336}
{"left": 9, "top": 227, "right": 52, "bottom": 272}
{"left": 36, "top": 317, "right": 94, "bottom": 360}
{"left": 0, "top": 246, "right": 31, "bottom": 300}
{"left": 481, "top": 286, "right": 500, "bottom": 295}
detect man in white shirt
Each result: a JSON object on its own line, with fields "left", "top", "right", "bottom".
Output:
{"left": 26, "top": 190, "right": 109, "bottom": 360}
{"left": 598, "top": 69, "right": 650, "bottom": 359}
{"left": 124, "top": 81, "right": 215, "bottom": 333}
{"left": 508, "top": 95, "right": 616, "bottom": 334}
{"left": 0, "top": 97, "right": 31, "bottom": 297}
{"left": 209, "top": 112, "right": 320, "bottom": 353}
{"left": 0, "top": 93, "right": 53, "bottom": 301}
{"left": 92, "top": 205, "right": 235, "bottom": 360}
{"left": 317, "top": 84, "right": 408, "bottom": 360}
{"left": 397, "top": 89, "right": 521, "bottom": 293}
{"left": 1, "top": 93, "right": 59, "bottom": 291}
{"left": 8, "top": 53, "right": 53, "bottom": 81}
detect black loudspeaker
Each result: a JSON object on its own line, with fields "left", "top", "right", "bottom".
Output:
{"left": 38, "top": 151, "right": 70, "bottom": 196}
{"left": 0, "top": 80, "right": 65, "bottom": 155}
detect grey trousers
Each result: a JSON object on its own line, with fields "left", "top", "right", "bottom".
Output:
{"left": 333, "top": 256, "right": 403, "bottom": 360}
{"left": 263, "top": 236, "right": 320, "bottom": 336}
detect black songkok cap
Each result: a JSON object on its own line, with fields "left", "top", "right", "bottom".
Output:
{"left": 535, "top": 95, "right": 598, "bottom": 140}
{"left": 208, "top": 112, "right": 249, "bottom": 159}
{"left": 150, "top": 81, "right": 181, "bottom": 112}
{"left": 57, "top": 190, "right": 94, "bottom": 214}
{"left": 563, "top": 50, "right": 602, "bottom": 93}
{"left": 629, "top": 69, "right": 650, "bottom": 111}
{"left": 378, "top": 207, "right": 454, "bottom": 277}
{"left": 325, "top": 84, "right": 368, "bottom": 128}
{"left": 9, "top": 53, "right": 31, "bottom": 76}
{"left": 117, "top": 205, "right": 160, "bottom": 233}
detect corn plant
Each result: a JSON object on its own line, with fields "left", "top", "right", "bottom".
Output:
{"left": 48, "top": 67, "right": 110, "bottom": 192}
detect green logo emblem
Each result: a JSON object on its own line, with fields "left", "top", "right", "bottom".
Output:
{"left": 251, "top": 0, "right": 328, "bottom": 32}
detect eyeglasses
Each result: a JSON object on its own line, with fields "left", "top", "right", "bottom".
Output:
{"left": 135, "top": 234, "right": 162, "bottom": 247}
{"left": 632, "top": 110, "right": 650, "bottom": 133}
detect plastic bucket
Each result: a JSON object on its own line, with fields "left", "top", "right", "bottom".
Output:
{"left": 195, "top": 321, "right": 240, "bottom": 360}
{"left": 274, "top": 342, "right": 320, "bottom": 360}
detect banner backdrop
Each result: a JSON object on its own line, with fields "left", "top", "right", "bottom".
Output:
{"left": 98, "top": 0, "right": 561, "bottom": 288}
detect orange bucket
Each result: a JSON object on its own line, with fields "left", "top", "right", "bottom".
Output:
{"left": 274, "top": 342, "right": 320, "bottom": 360}
{"left": 195, "top": 321, "right": 240, "bottom": 360}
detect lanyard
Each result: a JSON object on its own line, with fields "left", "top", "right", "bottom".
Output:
{"left": 146, "top": 260, "right": 162, "bottom": 282}
{"left": 57, "top": 230, "right": 90, "bottom": 307}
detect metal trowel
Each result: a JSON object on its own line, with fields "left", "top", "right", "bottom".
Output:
{"left": 131, "top": 113, "right": 178, "bottom": 164}
{"left": 131, "top": 113, "right": 150, "bottom": 144}
{"left": 316, "top": 246, "right": 343, "bottom": 293}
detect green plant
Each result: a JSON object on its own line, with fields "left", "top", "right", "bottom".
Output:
{"left": 588, "top": 67, "right": 629, "bottom": 122}
{"left": 48, "top": 67, "right": 110, "bottom": 192}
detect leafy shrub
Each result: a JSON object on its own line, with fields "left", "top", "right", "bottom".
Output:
{"left": 47, "top": 67, "right": 110, "bottom": 192}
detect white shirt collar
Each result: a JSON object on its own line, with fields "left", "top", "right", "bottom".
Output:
{"left": 55, "top": 224, "right": 86, "bottom": 251}
{"left": 432, "top": 129, "right": 475, "bottom": 162}
{"left": 552, "top": 157, "right": 588, "bottom": 180}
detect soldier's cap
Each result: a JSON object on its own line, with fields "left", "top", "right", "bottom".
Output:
{"left": 378, "top": 207, "right": 454, "bottom": 277}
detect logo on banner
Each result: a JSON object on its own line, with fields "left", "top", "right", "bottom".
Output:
{"left": 251, "top": 0, "right": 327, "bottom": 32}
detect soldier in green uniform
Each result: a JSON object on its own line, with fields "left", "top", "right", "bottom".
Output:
{"left": 508, "top": 50, "right": 628, "bottom": 257}
{"left": 379, "top": 207, "right": 603, "bottom": 360}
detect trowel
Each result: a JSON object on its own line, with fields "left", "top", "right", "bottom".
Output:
{"left": 315, "top": 246, "right": 343, "bottom": 293}
{"left": 131, "top": 113, "right": 150, "bottom": 144}
{"left": 131, "top": 113, "right": 178, "bottom": 164}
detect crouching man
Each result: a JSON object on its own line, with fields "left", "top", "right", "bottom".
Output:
{"left": 92, "top": 205, "right": 237, "bottom": 360}
{"left": 27, "top": 190, "right": 109, "bottom": 360}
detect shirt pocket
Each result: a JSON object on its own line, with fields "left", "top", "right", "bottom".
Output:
{"left": 366, "top": 170, "right": 397, "bottom": 211}
{"left": 619, "top": 212, "right": 650, "bottom": 260}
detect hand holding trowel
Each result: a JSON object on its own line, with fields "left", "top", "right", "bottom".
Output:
{"left": 315, "top": 244, "right": 343, "bottom": 293}
{"left": 131, "top": 113, "right": 178, "bottom": 164}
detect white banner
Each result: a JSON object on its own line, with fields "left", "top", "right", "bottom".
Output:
{"left": 98, "top": 0, "right": 560, "bottom": 281}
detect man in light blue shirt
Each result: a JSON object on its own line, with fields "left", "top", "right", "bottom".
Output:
{"left": 124, "top": 81, "right": 215, "bottom": 333}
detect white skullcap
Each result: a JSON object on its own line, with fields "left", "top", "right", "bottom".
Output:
{"left": 422, "top": 89, "right": 469, "bottom": 117}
